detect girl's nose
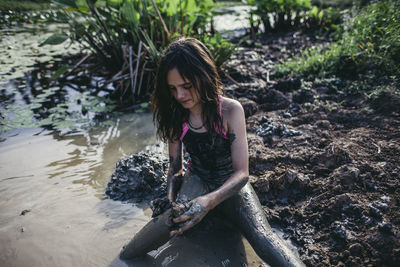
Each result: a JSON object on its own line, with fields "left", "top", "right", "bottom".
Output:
{"left": 176, "top": 87, "right": 185, "bottom": 99}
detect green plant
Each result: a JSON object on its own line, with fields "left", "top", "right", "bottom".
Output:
{"left": 276, "top": 1, "right": 400, "bottom": 80}
{"left": 44, "top": 0, "right": 234, "bottom": 105}
{"left": 305, "top": 6, "right": 341, "bottom": 30}
{"left": 247, "top": 0, "right": 311, "bottom": 32}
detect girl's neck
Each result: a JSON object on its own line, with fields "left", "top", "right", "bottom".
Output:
{"left": 189, "top": 103, "right": 202, "bottom": 117}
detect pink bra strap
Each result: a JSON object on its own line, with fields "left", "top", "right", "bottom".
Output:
{"left": 180, "top": 96, "right": 227, "bottom": 141}
{"left": 179, "top": 122, "right": 189, "bottom": 141}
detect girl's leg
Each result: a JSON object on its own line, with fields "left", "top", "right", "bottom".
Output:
{"left": 219, "top": 183, "right": 305, "bottom": 267}
{"left": 119, "top": 173, "right": 209, "bottom": 260}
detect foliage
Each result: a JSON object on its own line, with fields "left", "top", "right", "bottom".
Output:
{"left": 304, "top": 6, "right": 341, "bottom": 30}
{"left": 0, "top": 0, "right": 50, "bottom": 12}
{"left": 44, "top": 0, "right": 234, "bottom": 105}
{"left": 276, "top": 1, "right": 400, "bottom": 81}
{"left": 247, "top": 0, "right": 312, "bottom": 32}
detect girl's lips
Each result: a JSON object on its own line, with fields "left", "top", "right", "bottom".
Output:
{"left": 180, "top": 99, "right": 191, "bottom": 104}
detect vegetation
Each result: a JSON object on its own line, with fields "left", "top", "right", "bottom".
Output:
{"left": 276, "top": 1, "right": 400, "bottom": 82}
{"left": 0, "top": 0, "right": 50, "bottom": 12}
{"left": 248, "top": 0, "right": 312, "bottom": 32}
{"left": 246, "top": 0, "right": 342, "bottom": 36}
{"left": 42, "top": 0, "right": 235, "bottom": 105}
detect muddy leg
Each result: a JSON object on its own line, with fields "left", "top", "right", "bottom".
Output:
{"left": 219, "top": 183, "right": 305, "bottom": 267}
{"left": 119, "top": 173, "right": 209, "bottom": 260}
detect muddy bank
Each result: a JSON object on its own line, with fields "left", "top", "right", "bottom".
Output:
{"left": 224, "top": 31, "right": 400, "bottom": 266}
{"left": 106, "top": 31, "right": 399, "bottom": 267}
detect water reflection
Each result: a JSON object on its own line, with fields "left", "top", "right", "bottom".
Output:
{"left": 41, "top": 112, "right": 158, "bottom": 194}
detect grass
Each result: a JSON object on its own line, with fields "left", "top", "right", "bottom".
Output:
{"left": 276, "top": 0, "right": 400, "bottom": 81}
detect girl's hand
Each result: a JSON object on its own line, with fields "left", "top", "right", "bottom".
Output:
{"left": 170, "top": 195, "right": 213, "bottom": 236}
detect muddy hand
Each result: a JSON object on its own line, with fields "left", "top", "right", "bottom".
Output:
{"left": 170, "top": 196, "right": 210, "bottom": 236}
{"left": 171, "top": 202, "right": 188, "bottom": 217}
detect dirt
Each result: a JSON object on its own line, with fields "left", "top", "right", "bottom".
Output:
{"left": 223, "top": 31, "right": 400, "bottom": 267}
{"left": 106, "top": 30, "right": 399, "bottom": 267}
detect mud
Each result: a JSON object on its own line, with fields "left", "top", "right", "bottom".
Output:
{"left": 224, "top": 31, "right": 400, "bottom": 266}
{"left": 107, "top": 31, "right": 400, "bottom": 267}
{"left": 105, "top": 151, "right": 168, "bottom": 203}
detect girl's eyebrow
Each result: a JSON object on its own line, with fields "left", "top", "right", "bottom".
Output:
{"left": 168, "top": 82, "right": 192, "bottom": 87}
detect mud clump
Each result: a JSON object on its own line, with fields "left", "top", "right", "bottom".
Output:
{"left": 105, "top": 151, "right": 168, "bottom": 203}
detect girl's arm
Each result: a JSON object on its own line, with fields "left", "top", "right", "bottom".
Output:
{"left": 171, "top": 99, "right": 249, "bottom": 235}
{"left": 167, "top": 139, "right": 183, "bottom": 203}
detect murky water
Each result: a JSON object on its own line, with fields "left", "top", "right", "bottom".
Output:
{"left": 0, "top": 13, "right": 298, "bottom": 266}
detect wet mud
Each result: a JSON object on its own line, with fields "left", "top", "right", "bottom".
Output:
{"left": 223, "top": 31, "right": 400, "bottom": 266}
{"left": 107, "top": 31, "right": 399, "bottom": 267}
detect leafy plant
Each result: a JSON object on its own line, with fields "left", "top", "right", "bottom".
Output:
{"left": 276, "top": 1, "right": 400, "bottom": 80}
{"left": 45, "top": 0, "right": 234, "bottom": 105}
{"left": 247, "top": 0, "right": 311, "bottom": 32}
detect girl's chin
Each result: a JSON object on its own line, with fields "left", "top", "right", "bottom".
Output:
{"left": 180, "top": 101, "right": 192, "bottom": 108}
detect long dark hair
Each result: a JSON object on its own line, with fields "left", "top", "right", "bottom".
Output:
{"left": 152, "top": 38, "right": 223, "bottom": 142}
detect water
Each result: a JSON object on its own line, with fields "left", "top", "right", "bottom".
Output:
{"left": 0, "top": 14, "right": 292, "bottom": 267}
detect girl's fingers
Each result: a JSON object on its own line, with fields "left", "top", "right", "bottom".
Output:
{"left": 170, "top": 218, "right": 198, "bottom": 237}
{"left": 172, "top": 214, "right": 191, "bottom": 223}
{"left": 178, "top": 220, "right": 197, "bottom": 233}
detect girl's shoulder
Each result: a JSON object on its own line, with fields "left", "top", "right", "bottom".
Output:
{"left": 221, "top": 96, "right": 244, "bottom": 115}
{"left": 220, "top": 96, "right": 245, "bottom": 124}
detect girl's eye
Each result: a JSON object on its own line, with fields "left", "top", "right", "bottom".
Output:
{"left": 169, "top": 87, "right": 176, "bottom": 91}
{"left": 183, "top": 85, "right": 192, "bottom": 90}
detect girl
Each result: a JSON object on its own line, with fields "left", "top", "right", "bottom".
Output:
{"left": 120, "top": 38, "right": 304, "bottom": 267}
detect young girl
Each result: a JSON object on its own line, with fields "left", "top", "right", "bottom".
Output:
{"left": 120, "top": 38, "right": 304, "bottom": 267}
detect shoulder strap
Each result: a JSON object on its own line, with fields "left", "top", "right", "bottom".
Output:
{"left": 179, "top": 122, "right": 189, "bottom": 141}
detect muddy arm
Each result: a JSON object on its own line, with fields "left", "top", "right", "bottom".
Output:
{"left": 171, "top": 100, "right": 250, "bottom": 234}
{"left": 166, "top": 139, "right": 183, "bottom": 203}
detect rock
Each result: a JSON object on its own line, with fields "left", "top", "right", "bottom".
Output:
{"left": 238, "top": 97, "right": 258, "bottom": 118}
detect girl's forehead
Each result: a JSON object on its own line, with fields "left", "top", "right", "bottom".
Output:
{"left": 167, "top": 68, "right": 191, "bottom": 85}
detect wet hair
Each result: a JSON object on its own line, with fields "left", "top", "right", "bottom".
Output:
{"left": 152, "top": 38, "right": 223, "bottom": 142}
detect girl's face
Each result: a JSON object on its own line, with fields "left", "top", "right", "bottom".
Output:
{"left": 167, "top": 68, "right": 201, "bottom": 111}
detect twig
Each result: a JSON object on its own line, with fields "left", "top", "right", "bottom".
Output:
{"left": 129, "top": 45, "right": 135, "bottom": 101}
{"left": 137, "top": 60, "right": 148, "bottom": 97}
{"left": 64, "top": 54, "right": 90, "bottom": 77}
{"left": 132, "top": 41, "right": 143, "bottom": 102}
{"left": 151, "top": 0, "right": 170, "bottom": 38}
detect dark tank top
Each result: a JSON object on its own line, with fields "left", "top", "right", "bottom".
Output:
{"left": 179, "top": 96, "right": 234, "bottom": 190}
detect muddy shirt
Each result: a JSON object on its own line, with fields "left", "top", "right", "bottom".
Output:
{"left": 181, "top": 130, "right": 233, "bottom": 190}
{"left": 179, "top": 96, "right": 234, "bottom": 190}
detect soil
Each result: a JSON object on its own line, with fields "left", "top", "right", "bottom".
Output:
{"left": 106, "top": 31, "right": 400, "bottom": 267}
{"left": 223, "top": 31, "right": 400, "bottom": 267}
